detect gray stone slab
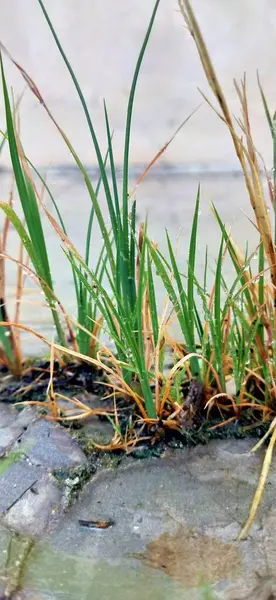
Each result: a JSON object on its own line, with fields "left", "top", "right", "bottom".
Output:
{"left": 1, "top": 439, "right": 275, "bottom": 599}
{"left": 17, "top": 419, "right": 87, "bottom": 470}
{"left": 40, "top": 439, "right": 276, "bottom": 600}
{"left": 15, "top": 406, "right": 38, "bottom": 428}
{"left": 0, "top": 426, "right": 23, "bottom": 456}
{"left": 0, "top": 459, "right": 42, "bottom": 514}
{"left": 0, "top": 404, "right": 39, "bottom": 457}
{"left": 3, "top": 473, "right": 62, "bottom": 537}
{"left": 0, "top": 404, "right": 17, "bottom": 428}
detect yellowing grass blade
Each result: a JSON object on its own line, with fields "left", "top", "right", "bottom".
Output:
{"left": 239, "top": 425, "right": 276, "bottom": 540}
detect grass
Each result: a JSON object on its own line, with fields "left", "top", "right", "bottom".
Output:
{"left": 0, "top": 0, "right": 276, "bottom": 536}
{"left": 37, "top": 0, "right": 162, "bottom": 419}
{"left": 0, "top": 103, "right": 27, "bottom": 375}
{"left": 0, "top": 61, "right": 69, "bottom": 352}
{"left": 178, "top": 0, "right": 276, "bottom": 539}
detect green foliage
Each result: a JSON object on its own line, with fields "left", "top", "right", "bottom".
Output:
{"left": 32, "top": 0, "right": 161, "bottom": 417}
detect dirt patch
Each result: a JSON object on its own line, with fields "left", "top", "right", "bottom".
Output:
{"left": 0, "top": 360, "right": 106, "bottom": 404}
{"left": 133, "top": 526, "right": 241, "bottom": 588}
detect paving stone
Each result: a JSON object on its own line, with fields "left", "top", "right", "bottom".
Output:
{"left": 0, "top": 459, "right": 42, "bottom": 515}
{"left": 0, "top": 426, "right": 23, "bottom": 456}
{"left": 40, "top": 440, "right": 276, "bottom": 600}
{"left": 1, "top": 439, "right": 276, "bottom": 599}
{"left": 0, "top": 404, "right": 16, "bottom": 428}
{"left": 15, "top": 406, "right": 38, "bottom": 428}
{"left": 0, "top": 405, "right": 38, "bottom": 456}
{"left": 17, "top": 419, "right": 87, "bottom": 470}
{"left": 3, "top": 473, "right": 62, "bottom": 537}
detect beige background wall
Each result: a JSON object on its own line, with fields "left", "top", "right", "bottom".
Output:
{"left": 0, "top": 0, "right": 275, "bottom": 170}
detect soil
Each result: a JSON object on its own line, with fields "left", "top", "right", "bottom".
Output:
{"left": 0, "top": 359, "right": 272, "bottom": 458}
{"left": 0, "top": 360, "right": 107, "bottom": 403}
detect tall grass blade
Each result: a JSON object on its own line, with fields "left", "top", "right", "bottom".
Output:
{"left": 36, "top": 0, "right": 117, "bottom": 242}
{"left": 0, "top": 54, "right": 66, "bottom": 346}
{"left": 258, "top": 77, "right": 276, "bottom": 247}
{"left": 147, "top": 249, "right": 159, "bottom": 347}
{"left": 122, "top": 0, "right": 161, "bottom": 286}
{"left": 187, "top": 186, "right": 200, "bottom": 359}
{"left": 214, "top": 237, "right": 225, "bottom": 389}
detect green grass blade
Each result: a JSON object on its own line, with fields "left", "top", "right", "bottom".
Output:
{"left": 212, "top": 204, "right": 255, "bottom": 317}
{"left": 50, "top": 127, "right": 115, "bottom": 273}
{"left": 84, "top": 145, "right": 110, "bottom": 266}
{"left": 203, "top": 245, "right": 208, "bottom": 294}
{"left": 166, "top": 232, "right": 200, "bottom": 377}
{"left": 187, "top": 186, "right": 200, "bottom": 351}
{"left": 65, "top": 250, "right": 140, "bottom": 366}
{"left": 0, "top": 312, "right": 15, "bottom": 365}
{"left": 258, "top": 241, "right": 265, "bottom": 346}
{"left": 0, "top": 203, "right": 38, "bottom": 268}
{"left": 147, "top": 249, "right": 159, "bottom": 347}
{"left": 0, "top": 202, "right": 65, "bottom": 345}
{"left": 136, "top": 234, "right": 156, "bottom": 417}
{"left": 1, "top": 56, "right": 66, "bottom": 345}
{"left": 148, "top": 243, "right": 185, "bottom": 331}
{"left": 37, "top": 0, "right": 117, "bottom": 240}
{"left": 103, "top": 102, "right": 121, "bottom": 225}
{"left": 129, "top": 202, "right": 137, "bottom": 312}
{"left": 193, "top": 301, "right": 204, "bottom": 341}
{"left": 214, "top": 236, "right": 225, "bottom": 389}
{"left": 1, "top": 59, "right": 49, "bottom": 277}
{"left": 258, "top": 76, "right": 274, "bottom": 134}
{"left": 28, "top": 160, "right": 67, "bottom": 234}
{"left": 122, "top": 0, "right": 160, "bottom": 296}
{"left": 122, "top": 0, "right": 160, "bottom": 219}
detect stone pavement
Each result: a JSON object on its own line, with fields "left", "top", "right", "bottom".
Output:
{"left": 42, "top": 439, "right": 276, "bottom": 599}
{"left": 0, "top": 403, "right": 87, "bottom": 537}
{"left": 1, "top": 404, "right": 276, "bottom": 599}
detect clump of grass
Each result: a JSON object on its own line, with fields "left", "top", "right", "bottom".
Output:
{"left": 2, "top": 0, "right": 276, "bottom": 522}
{"left": 0, "top": 0, "right": 201, "bottom": 445}
{"left": 0, "top": 1, "right": 166, "bottom": 421}
{"left": 178, "top": 0, "right": 276, "bottom": 538}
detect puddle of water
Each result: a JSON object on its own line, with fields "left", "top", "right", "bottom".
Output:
{"left": 133, "top": 526, "right": 241, "bottom": 589}
{"left": 23, "top": 545, "right": 213, "bottom": 600}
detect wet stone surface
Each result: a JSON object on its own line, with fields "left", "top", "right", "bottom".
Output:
{"left": 0, "top": 405, "right": 276, "bottom": 599}
{"left": 3, "top": 473, "right": 62, "bottom": 537}
{"left": 0, "top": 460, "right": 42, "bottom": 516}
{"left": 41, "top": 438, "right": 276, "bottom": 600}
{"left": 0, "top": 405, "right": 37, "bottom": 457}
{"left": 16, "top": 419, "right": 87, "bottom": 470}
{"left": 0, "top": 403, "right": 87, "bottom": 539}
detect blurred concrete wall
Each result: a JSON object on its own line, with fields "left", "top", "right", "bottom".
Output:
{"left": 0, "top": 0, "right": 275, "bottom": 170}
